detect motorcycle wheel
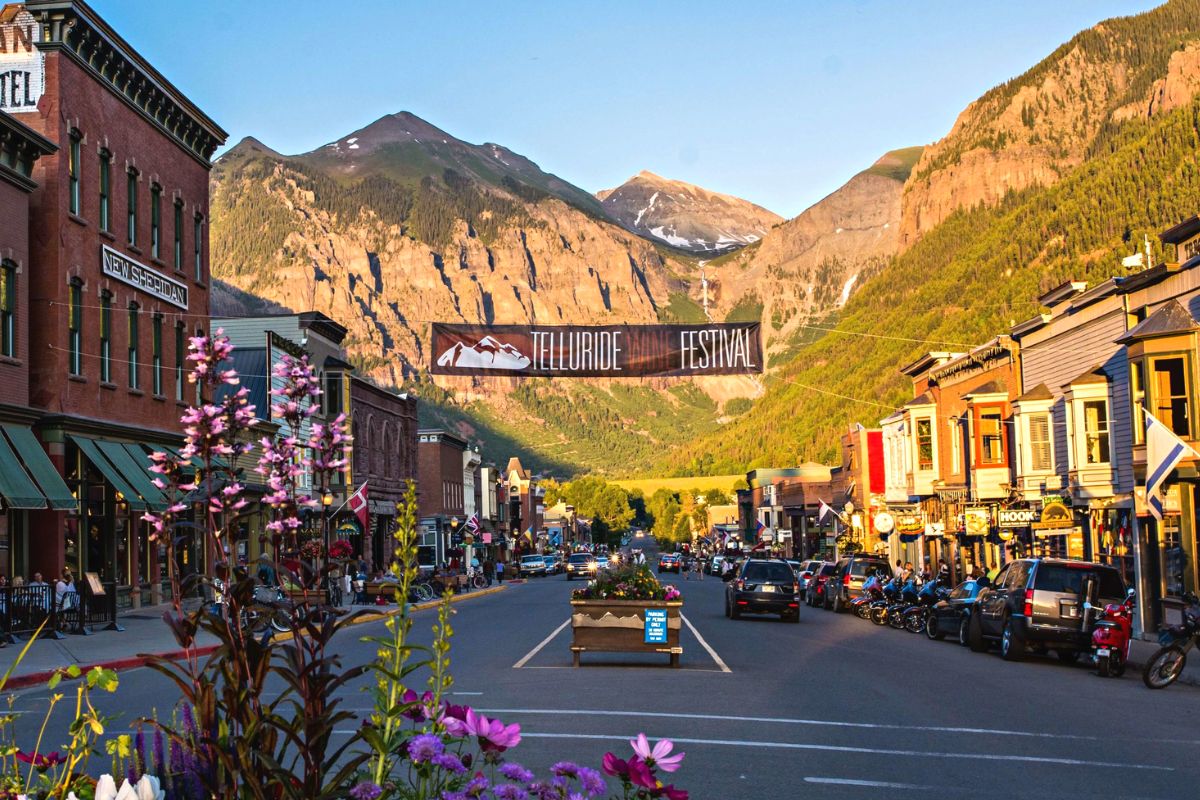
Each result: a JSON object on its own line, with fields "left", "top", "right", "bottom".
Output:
{"left": 1113, "top": 651, "right": 1126, "bottom": 678}
{"left": 926, "top": 615, "right": 945, "bottom": 641}
{"left": 870, "top": 606, "right": 887, "bottom": 626}
{"left": 270, "top": 606, "right": 293, "bottom": 634}
{"left": 1097, "top": 652, "right": 1112, "bottom": 678}
{"left": 1142, "top": 645, "right": 1187, "bottom": 689}
{"left": 905, "top": 611, "right": 925, "bottom": 634}
{"left": 889, "top": 608, "right": 907, "bottom": 629}
{"left": 855, "top": 602, "right": 870, "bottom": 620}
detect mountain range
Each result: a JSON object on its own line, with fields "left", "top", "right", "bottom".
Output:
{"left": 210, "top": 0, "right": 1200, "bottom": 477}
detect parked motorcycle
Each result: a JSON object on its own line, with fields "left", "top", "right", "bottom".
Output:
{"left": 1143, "top": 592, "right": 1200, "bottom": 689}
{"left": 904, "top": 578, "right": 949, "bottom": 634}
{"left": 1087, "top": 587, "right": 1136, "bottom": 677}
{"left": 889, "top": 578, "right": 922, "bottom": 629}
{"left": 852, "top": 573, "right": 885, "bottom": 619}
{"left": 870, "top": 576, "right": 905, "bottom": 626}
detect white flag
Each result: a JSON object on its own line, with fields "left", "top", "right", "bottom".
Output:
{"left": 1145, "top": 410, "right": 1200, "bottom": 520}
{"left": 818, "top": 500, "right": 837, "bottom": 524}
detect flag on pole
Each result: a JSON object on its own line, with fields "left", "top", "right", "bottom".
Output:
{"left": 523, "top": 527, "right": 533, "bottom": 542}
{"left": 818, "top": 500, "right": 837, "bottom": 524}
{"left": 755, "top": 519, "right": 766, "bottom": 533}
{"left": 347, "top": 481, "right": 369, "bottom": 529}
{"left": 465, "top": 513, "right": 480, "bottom": 535}
{"left": 1145, "top": 410, "right": 1200, "bottom": 519}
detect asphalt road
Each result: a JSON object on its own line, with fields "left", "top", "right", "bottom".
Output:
{"left": 11, "top": 539, "right": 1200, "bottom": 799}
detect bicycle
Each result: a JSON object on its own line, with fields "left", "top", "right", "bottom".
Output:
{"left": 325, "top": 574, "right": 343, "bottom": 608}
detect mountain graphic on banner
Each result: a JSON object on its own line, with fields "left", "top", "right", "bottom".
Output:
{"left": 436, "top": 336, "right": 531, "bottom": 370}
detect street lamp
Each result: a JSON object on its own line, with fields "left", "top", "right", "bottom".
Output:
{"left": 322, "top": 491, "right": 333, "bottom": 577}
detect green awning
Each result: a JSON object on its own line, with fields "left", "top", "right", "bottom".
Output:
{"left": 95, "top": 440, "right": 168, "bottom": 512}
{"left": 2, "top": 425, "right": 75, "bottom": 510}
{"left": 70, "top": 436, "right": 147, "bottom": 512}
{"left": 0, "top": 432, "right": 48, "bottom": 509}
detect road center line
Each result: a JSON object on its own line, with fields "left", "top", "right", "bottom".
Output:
{"left": 474, "top": 707, "right": 1200, "bottom": 746}
{"left": 680, "top": 613, "right": 731, "bottom": 673}
{"left": 517, "top": 732, "right": 1173, "bottom": 771}
{"left": 805, "top": 777, "right": 931, "bottom": 789}
{"left": 513, "top": 619, "right": 570, "bottom": 669}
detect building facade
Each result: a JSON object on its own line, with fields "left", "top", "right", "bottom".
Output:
{"left": 417, "top": 429, "right": 468, "bottom": 566}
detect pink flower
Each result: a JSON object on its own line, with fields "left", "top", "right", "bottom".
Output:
{"left": 462, "top": 708, "right": 521, "bottom": 752}
{"left": 660, "top": 785, "right": 688, "bottom": 800}
{"left": 602, "top": 753, "right": 628, "bottom": 778}
{"left": 630, "top": 733, "right": 684, "bottom": 773}
{"left": 627, "top": 756, "right": 655, "bottom": 789}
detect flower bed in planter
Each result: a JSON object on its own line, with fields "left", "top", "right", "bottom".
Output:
{"left": 570, "top": 565, "right": 683, "bottom": 667}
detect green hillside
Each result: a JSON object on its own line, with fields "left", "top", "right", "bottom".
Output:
{"left": 654, "top": 91, "right": 1200, "bottom": 475}
{"left": 862, "top": 146, "right": 924, "bottom": 182}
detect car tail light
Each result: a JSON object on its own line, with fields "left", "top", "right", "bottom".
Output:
{"left": 843, "top": 574, "right": 851, "bottom": 586}
{"left": 1023, "top": 589, "right": 1034, "bottom": 618}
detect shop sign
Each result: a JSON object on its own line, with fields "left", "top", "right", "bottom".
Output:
{"left": 896, "top": 514, "right": 923, "bottom": 536}
{"left": 998, "top": 508, "right": 1038, "bottom": 528}
{"left": 964, "top": 507, "right": 991, "bottom": 536}
{"left": 924, "top": 522, "right": 944, "bottom": 538}
{"left": 431, "top": 323, "right": 762, "bottom": 378}
{"left": 337, "top": 520, "right": 361, "bottom": 538}
{"left": 101, "top": 245, "right": 189, "bottom": 309}
{"left": 873, "top": 512, "right": 895, "bottom": 534}
{"left": 0, "top": 8, "right": 43, "bottom": 114}
{"left": 1032, "top": 501, "right": 1075, "bottom": 530}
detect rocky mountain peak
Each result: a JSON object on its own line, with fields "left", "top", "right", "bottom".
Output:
{"left": 597, "top": 170, "right": 782, "bottom": 253}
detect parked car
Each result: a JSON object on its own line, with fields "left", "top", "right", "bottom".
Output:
{"left": 658, "top": 554, "right": 682, "bottom": 574}
{"left": 926, "top": 579, "right": 984, "bottom": 645}
{"left": 566, "top": 552, "right": 597, "bottom": 580}
{"left": 725, "top": 558, "right": 801, "bottom": 622}
{"left": 829, "top": 555, "right": 893, "bottom": 613}
{"left": 708, "top": 555, "right": 726, "bottom": 576}
{"left": 543, "top": 554, "right": 564, "bottom": 575}
{"left": 805, "top": 562, "right": 838, "bottom": 608}
{"left": 520, "top": 554, "right": 548, "bottom": 577}
{"left": 968, "top": 558, "right": 1127, "bottom": 662}
{"left": 796, "top": 560, "right": 826, "bottom": 593}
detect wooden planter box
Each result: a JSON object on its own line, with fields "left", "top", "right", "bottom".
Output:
{"left": 570, "top": 599, "right": 682, "bottom": 667}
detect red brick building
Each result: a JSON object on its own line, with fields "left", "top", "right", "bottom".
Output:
{"left": 417, "top": 429, "right": 468, "bottom": 566}
{"left": 5, "top": 1, "right": 225, "bottom": 603}
{"left": 348, "top": 375, "right": 417, "bottom": 571}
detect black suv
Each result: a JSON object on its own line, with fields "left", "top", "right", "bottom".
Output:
{"left": 829, "top": 555, "right": 893, "bottom": 613}
{"left": 724, "top": 558, "right": 800, "bottom": 623}
{"left": 565, "top": 552, "right": 597, "bottom": 580}
{"left": 968, "top": 558, "right": 1126, "bottom": 662}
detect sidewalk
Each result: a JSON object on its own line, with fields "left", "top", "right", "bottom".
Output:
{"left": 0, "top": 584, "right": 509, "bottom": 690}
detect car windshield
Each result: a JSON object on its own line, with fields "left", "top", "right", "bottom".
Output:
{"left": 569, "top": 554, "right": 594, "bottom": 564}
{"left": 819, "top": 564, "right": 837, "bottom": 576}
{"left": 743, "top": 562, "right": 795, "bottom": 583}
{"left": 521, "top": 556, "right": 543, "bottom": 564}
{"left": 1035, "top": 564, "right": 1124, "bottom": 598}
{"left": 851, "top": 560, "right": 889, "bottom": 577}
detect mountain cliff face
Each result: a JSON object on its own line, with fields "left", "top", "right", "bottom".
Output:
{"left": 900, "top": 0, "right": 1200, "bottom": 248}
{"left": 596, "top": 170, "right": 782, "bottom": 253}
{"left": 708, "top": 148, "right": 921, "bottom": 357}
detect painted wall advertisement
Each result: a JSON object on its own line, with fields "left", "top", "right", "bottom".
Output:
{"left": 0, "top": 8, "right": 43, "bottom": 113}
{"left": 431, "top": 323, "right": 762, "bottom": 378}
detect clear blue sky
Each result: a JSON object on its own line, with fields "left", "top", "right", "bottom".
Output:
{"left": 98, "top": 0, "right": 1156, "bottom": 218}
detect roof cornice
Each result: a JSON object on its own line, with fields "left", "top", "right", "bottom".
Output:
{"left": 0, "top": 110, "right": 57, "bottom": 191}
{"left": 26, "top": 0, "right": 226, "bottom": 166}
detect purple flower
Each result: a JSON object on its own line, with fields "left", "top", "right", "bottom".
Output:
{"left": 349, "top": 782, "right": 383, "bottom": 800}
{"left": 493, "top": 786, "right": 530, "bottom": 800}
{"left": 464, "top": 774, "right": 489, "bottom": 797}
{"left": 499, "top": 763, "right": 535, "bottom": 784}
{"left": 551, "top": 761, "right": 581, "bottom": 778}
{"left": 431, "top": 752, "right": 467, "bottom": 774}
{"left": 577, "top": 767, "right": 605, "bottom": 797}
{"left": 407, "top": 733, "right": 445, "bottom": 763}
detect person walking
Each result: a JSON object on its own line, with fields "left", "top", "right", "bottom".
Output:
{"left": 692, "top": 554, "right": 703, "bottom": 581}
{"left": 496, "top": 558, "right": 505, "bottom": 584}
{"left": 483, "top": 558, "right": 495, "bottom": 587}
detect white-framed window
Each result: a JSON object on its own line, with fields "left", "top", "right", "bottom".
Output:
{"left": 1028, "top": 412, "right": 1052, "bottom": 472}
{"left": 1083, "top": 400, "right": 1110, "bottom": 465}
{"left": 916, "top": 418, "right": 934, "bottom": 471}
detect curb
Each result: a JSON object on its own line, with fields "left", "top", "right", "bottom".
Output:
{"left": 4, "top": 584, "right": 509, "bottom": 691}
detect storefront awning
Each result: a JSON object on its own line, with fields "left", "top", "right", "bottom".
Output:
{"left": 3, "top": 425, "right": 75, "bottom": 510}
{"left": 94, "top": 440, "right": 168, "bottom": 512}
{"left": 70, "top": 436, "right": 148, "bottom": 512}
{"left": 0, "top": 429, "right": 51, "bottom": 509}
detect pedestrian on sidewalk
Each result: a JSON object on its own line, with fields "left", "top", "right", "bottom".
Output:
{"left": 483, "top": 558, "right": 495, "bottom": 587}
{"left": 496, "top": 559, "right": 505, "bottom": 584}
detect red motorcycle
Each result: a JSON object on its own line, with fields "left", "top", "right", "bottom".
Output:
{"left": 1089, "top": 588, "right": 1136, "bottom": 678}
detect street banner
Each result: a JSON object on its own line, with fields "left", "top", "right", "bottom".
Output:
{"left": 430, "top": 323, "right": 762, "bottom": 378}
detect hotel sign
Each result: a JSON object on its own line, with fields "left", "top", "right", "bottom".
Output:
{"left": 0, "top": 8, "right": 43, "bottom": 113}
{"left": 101, "top": 245, "right": 188, "bottom": 309}
{"left": 431, "top": 323, "right": 762, "bottom": 378}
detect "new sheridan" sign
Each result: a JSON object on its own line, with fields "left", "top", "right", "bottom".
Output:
{"left": 101, "top": 245, "right": 189, "bottom": 309}
{"left": 431, "top": 323, "right": 762, "bottom": 378}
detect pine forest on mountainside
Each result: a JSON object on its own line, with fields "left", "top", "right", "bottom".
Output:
{"left": 655, "top": 92, "right": 1200, "bottom": 476}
